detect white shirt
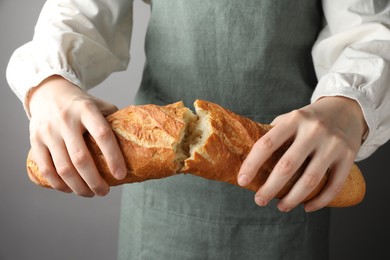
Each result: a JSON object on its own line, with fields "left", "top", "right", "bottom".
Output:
{"left": 6, "top": 0, "right": 390, "bottom": 161}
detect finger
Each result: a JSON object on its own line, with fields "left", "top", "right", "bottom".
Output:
{"left": 94, "top": 98, "right": 119, "bottom": 116}
{"left": 270, "top": 113, "right": 287, "bottom": 126}
{"left": 61, "top": 125, "right": 110, "bottom": 196}
{"left": 304, "top": 158, "right": 354, "bottom": 212}
{"left": 253, "top": 136, "right": 314, "bottom": 207}
{"left": 31, "top": 144, "right": 72, "bottom": 193}
{"left": 82, "top": 108, "right": 127, "bottom": 180}
{"left": 48, "top": 139, "right": 95, "bottom": 197}
{"left": 238, "top": 122, "right": 296, "bottom": 187}
{"left": 276, "top": 153, "right": 330, "bottom": 212}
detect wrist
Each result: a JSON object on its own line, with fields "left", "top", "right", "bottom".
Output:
{"left": 317, "top": 96, "right": 368, "bottom": 143}
{"left": 28, "top": 75, "right": 79, "bottom": 117}
{"left": 337, "top": 96, "right": 368, "bottom": 143}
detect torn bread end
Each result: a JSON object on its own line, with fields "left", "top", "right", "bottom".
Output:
{"left": 173, "top": 107, "right": 198, "bottom": 169}
{"left": 172, "top": 100, "right": 213, "bottom": 171}
{"left": 187, "top": 107, "right": 212, "bottom": 161}
{"left": 180, "top": 102, "right": 212, "bottom": 172}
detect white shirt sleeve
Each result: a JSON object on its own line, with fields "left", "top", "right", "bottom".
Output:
{"left": 6, "top": 0, "right": 134, "bottom": 117}
{"left": 312, "top": 0, "right": 390, "bottom": 161}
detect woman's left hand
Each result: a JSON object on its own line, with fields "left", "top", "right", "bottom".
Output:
{"left": 237, "top": 96, "right": 368, "bottom": 212}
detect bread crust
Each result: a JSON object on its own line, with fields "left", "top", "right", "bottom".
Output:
{"left": 26, "top": 101, "right": 192, "bottom": 187}
{"left": 182, "top": 100, "right": 365, "bottom": 207}
{"left": 25, "top": 99, "right": 366, "bottom": 207}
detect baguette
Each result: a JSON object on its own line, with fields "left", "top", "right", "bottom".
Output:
{"left": 27, "top": 101, "right": 196, "bottom": 188}
{"left": 26, "top": 99, "right": 366, "bottom": 207}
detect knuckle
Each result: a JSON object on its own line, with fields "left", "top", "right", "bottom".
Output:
{"left": 79, "top": 99, "right": 95, "bottom": 110}
{"left": 327, "top": 135, "right": 356, "bottom": 159}
{"left": 329, "top": 133, "right": 344, "bottom": 146}
{"left": 308, "top": 119, "right": 327, "bottom": 138}
{"left": 289, "top": 109, "right": 304, "bottom": 120}
{"left": 30, "top": 125, "right": 50, "bottom": 143}
{"left": 39, "top": 166, "right": 53, "bottom": 179}
{"left": 277, "top": 158, "right": 295, "bottom": 176}
{"left": 29, "top": 131, "right": 40, "bottom": 143}
{"left": 56, "top": 108, "right": 70, "bottom": 121}
{"left": 255, "top": 136, "right": 273, "bottom": 151}
{"left": 71, "top": 150, "right": 89, "bottom": 166}
{"left": 312, "top": 118, "right": 327, "bottom": 131}
{"left": 29, "top": 133, "right": 37, "bottom": 144}
{"left": 56, "top": 164, "right": 73, "bottom": 178}
{"left": 94, "top": 125, "right": 112, "bottom": 140}
{"left": 330, "top": 183, "right": 344, "bottom": 195}
{"left": 301, "top": 173, "right": 320, "bottom": 189}
{"left": 345, "top": 148, "right": 357, "bottom": 161}
{"left": 331, "top": 134, "right": 353, "bottom": 151}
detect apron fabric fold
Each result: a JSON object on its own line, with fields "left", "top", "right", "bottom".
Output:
{"left": 119, "top": 1, "right": 329, "bottom": 259}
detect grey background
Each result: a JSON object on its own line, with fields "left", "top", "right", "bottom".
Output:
{"left": 1, "top": 1, "right": 389, "bottom": 259}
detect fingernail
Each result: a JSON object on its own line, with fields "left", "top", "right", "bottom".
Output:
{"left": 255, "top": 195, "right": 268, "bottom": 206}
{"left": 278, "top": 206, "right": 291, "bottom": 213}
{"left": 305, "top": 206, "right": 314, "bottom": 213}
{"left": 238, "top": 175, "right": 249, "bottom": 186}
{"left": 115, "top": 168, "right": 126, "bottom": 179}
{"left": 63, "top": 188, "right": 72, "bottom": 193}
{"left": 97, "top": 187, "right": 109, "bottom": 197}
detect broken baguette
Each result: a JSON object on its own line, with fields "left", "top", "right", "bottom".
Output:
{"left": 26, "top": 101, "right": 195, "bottom": 188}
{"left": 26, "top": 99, "right": 366, "bottom": 207}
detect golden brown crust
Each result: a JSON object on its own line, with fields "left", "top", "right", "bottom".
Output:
{"left": 326, "top": 164, "right": 366, "bottom": 207}
{"left": 26, "top": 151, "right": 51, "bottom": 188}
{"left": 26, "top": 101, "right": 191, "bottom": 187}
{"left": 25, "top": 99, "right": 366, "bottom": 207}
{"left": 103, "top": 101, "right": 190, "bottom": 182}
{"left": 182, "top": 100, "right": 366, "bottom": 207}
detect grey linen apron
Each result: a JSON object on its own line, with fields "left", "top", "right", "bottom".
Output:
{"left": 118, "top": 1, "right": 330, "bottom": 259}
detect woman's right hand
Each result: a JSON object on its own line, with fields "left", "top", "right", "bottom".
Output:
{"left": 28, "top": 75, "right": 127, "bottom": 197}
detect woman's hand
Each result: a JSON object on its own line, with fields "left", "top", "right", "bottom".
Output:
{"left": 237, "top": 96, "right": 368, "bottom": 212}
{"left": 28, "top": 75, "right": 127, "bottom": 197}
